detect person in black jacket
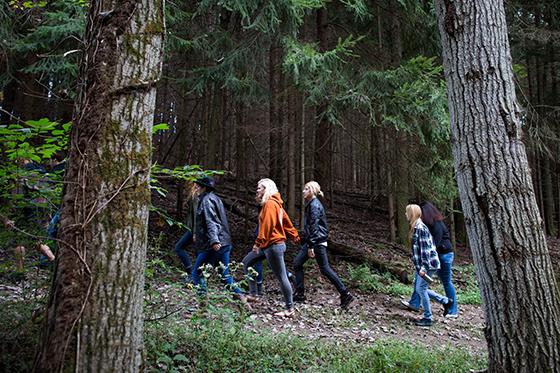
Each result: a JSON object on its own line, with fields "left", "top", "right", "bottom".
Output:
{"left": 400, "top": 201, "right": 458, "bottom": 318}
{"left": 293, "top": 181, "right": 354, "bottom": 309}
{"left": 190, "top": 176, "right": 243, "bottom": 297}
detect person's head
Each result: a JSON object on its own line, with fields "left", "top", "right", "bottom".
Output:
{"left": 419, "top": 201, "right": 444, "bottom": 225}
{"left": 405, "top": 204, "right": 421, "bottom": 223}
{"left": 194, "top": 176, "right": 215, "bottom": 195}
{"left": 405, "top": 204, "right": 422, "bottom": 240}
{"left": 256, "top": 178, "right": 278, "bottom": 205}
{"left": 303, "top": 181, "right": 324, "bottom": 201}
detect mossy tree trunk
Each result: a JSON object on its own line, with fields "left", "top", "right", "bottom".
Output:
{"left": 435, "top": 0, "right": 560, "bottom": 371}
{"left": 34, "top": 0, "right": 164, "bottom": 372}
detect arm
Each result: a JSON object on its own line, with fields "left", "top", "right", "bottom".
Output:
{"left": 282, "top": 208, "right": 300, "bottom": 244}
{"left": 418, "top": 227, "right": 433, "bottom": 273}
{"left": 307, "top": 200, "right": 323, "bottom": 246}
{"left": 201, "top": 197, "right": 220, "bottom": 247}
{"left": 430, "top": 222, "right": 444, "bottom": 248}
{"left": 411, "top": 228, "right": 422, "bottom": 273}
{"left": 255, "top": 202, "right": 276, "bottom": 248}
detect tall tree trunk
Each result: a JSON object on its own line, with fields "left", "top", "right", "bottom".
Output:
{"left": 300, "top": 97, "right": 306, "bottom": 226}
{"left": 314, "top": 7, "right": 332, "bottom": 205}
{"left": 34, "top": 1, "right": 164, "bottom": 371}
{"left": 435, "top": 1, "right": 560, "bottom": 371}
{"left": 269, "top": 40, "right": 281, "bottom": 183}
{"left": 287, "top": 87, "right": 296, "bottom": 219}
{"left": 385, "top": 128, "right": 396, "bottom": 242}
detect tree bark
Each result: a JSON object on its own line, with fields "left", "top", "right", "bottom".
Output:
{"left": 34, "top": 0, "right": 164, "bottom": 371}
{"left": 314, "top": 7, "right": 332, "bottom": 205}
{"left": 435, "top": 1, "right": 560, "bottom": 371}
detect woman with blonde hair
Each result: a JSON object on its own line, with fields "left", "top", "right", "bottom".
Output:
{"left": 242, "top": 178, "right": 300, "bottom": 317}
{"left": 293, "top": 181, "right": 354, "bottom": 309}
{"left": 405, "top": 204, "right": 452, "bottom": 327}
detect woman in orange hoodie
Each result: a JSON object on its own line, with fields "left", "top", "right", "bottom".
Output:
{"left": 242, "top": 178, "right": 300, "bottom": 317}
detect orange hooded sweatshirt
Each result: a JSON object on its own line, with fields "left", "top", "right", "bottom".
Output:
{"left": 255, "top": 193, "right": 299, "bottom": 248}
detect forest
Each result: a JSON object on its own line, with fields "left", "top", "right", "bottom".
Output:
{"left": 1, "top": 0, "right": 560, "bottom": 372}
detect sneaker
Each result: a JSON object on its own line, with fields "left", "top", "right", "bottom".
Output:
{"left": 445, "top": 313, "right": 458, "bottom": 319}
{"left": 415, "top": 318, "right": 433, "bottom": 327}
{"left": 274, "top": 308, "right": 295, "bottom": 317}
{"left": 443, "top": 299, "right": 454, "bottom": 316}
{"left": 400, "top": 300, "right": 420, "bottom": 312}
{"left": 293, "top": 293, "right": 306, "bottom": 303}
{"left": 340, "top": 292, "right": 355, "bottom": 310}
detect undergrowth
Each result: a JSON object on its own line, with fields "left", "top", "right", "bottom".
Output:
{"left": 346, "top": 263, "right": 482, "bottom": 305}
{"left": 145, "top": 305, "right": 486, "bottom": 372}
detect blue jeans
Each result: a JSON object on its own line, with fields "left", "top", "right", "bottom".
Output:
{"left": 438, "top": 252, "right": 457, "bottom": 315}
{"left": 192, "top": 245, "right": 241, "bottom": 294}
{"left": 408, "top": 254, "right": 457, "bottom": 315}
{"left": 175, "top": 230, "right": 194, "bottom": 274}
{"left": 411, "top": 270, "right": 448, "bottom": 320}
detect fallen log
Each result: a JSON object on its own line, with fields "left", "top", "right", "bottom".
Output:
{"left": 327, "top": 239, "right": 411, "bottom": 284}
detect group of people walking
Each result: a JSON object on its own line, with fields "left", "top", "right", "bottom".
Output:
{"left": 176, "top": 176, "right": 354, "bottom": 317}
{"left": 401, "top": 202, "right": 458, "bottom": 326}
{"left": 175, "top": 175, "right": 457, "bottom": 324}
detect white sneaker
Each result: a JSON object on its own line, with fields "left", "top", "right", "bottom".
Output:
{"left": 445, "top": 313, "right": 458, "bottom": 319}
{"left": 400, "top": 300, "right": 420, "bottom": 312}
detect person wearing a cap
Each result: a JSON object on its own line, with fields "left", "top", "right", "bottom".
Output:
{"left": 191, "top": 176, "right": 243, "bottom": 297}
{"left": 242, "top": 178, "right": 300, "bottom": 317}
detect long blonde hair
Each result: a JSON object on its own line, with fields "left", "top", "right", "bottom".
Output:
{"left": 304, "top": 181, "right": 324, "bottom": 198}
{"left": 405, "top": 204, "right": 422, "bottom": 241}
{"left": 257, "top": 178, "right": 278, "bottom": 205}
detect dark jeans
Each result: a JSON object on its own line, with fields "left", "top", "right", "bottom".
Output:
{"left": 175, "top": 230, "right": 193, "bottom": 274}
{"left": 244, "top": 249, "right": 264, "bottom": 294}
{"left": 192, "top": 245, "right": 241, "bottom": 294}
{"left": 243, "top": 243, "right": 292, "bottom": 309}
{"left": 293, "top": 244, "right": 347, "bottom": 296}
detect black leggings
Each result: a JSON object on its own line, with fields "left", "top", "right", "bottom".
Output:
{"left": 293, "top": 244, "right": 347, "bottom": 295}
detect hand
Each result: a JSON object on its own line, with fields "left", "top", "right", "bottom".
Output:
{"left": 419, "top": 269, "right": 426, "bottom": 277}
{"left": 252, "top": 245, "right": 260, "bottom": 254}
{"left": 307, "top": 248, "right": 315, "bottom": 258}
{"left": 4, "top": 219, "right": 15, "bottom": 229}
{"left": 38, "top": 244, "right": 55, "bottom": 261}
{"left": 294, "top": 236, "right": 301, "bottom": 245}
{"left": 212, "top": 243, "right": 221, "bottom": 251}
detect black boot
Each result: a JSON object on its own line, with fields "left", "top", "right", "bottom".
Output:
{"left": 293, "top": 292, "right": 306, "bottom": 303}
{"left": 340, "top": 291, "right": 355, "bottom": 310}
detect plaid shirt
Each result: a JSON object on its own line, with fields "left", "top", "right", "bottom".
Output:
{"left": 411, "top": 219, "right": 440, "bottom": 273}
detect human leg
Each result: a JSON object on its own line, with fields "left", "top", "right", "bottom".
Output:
{"left": 415, "top": 271, "right": 433, "bottom": 322}
{"left": 402, "top": 280, "right": 421, "bottom": 311}
{"left": 438, "top": 252, "right": 457, "bottom": 316}
{"left": 264, "top": 243, "right": 293, "bottom": 310}
{"left": 214, "top": 245, "right": 242, "bottom": 294}
{"left": 293, "top": 245, "right": 309, "bottom": 299}
{"left": 191, "top": 250, "right": 213, "bottom": 293}
{"left": 242, "top": 250, "right": 266, "bottom": 296}
{"left": 314, "top": 246, "right": 347, "bottom": 294}
{"left": 174, "top": 230, "right": 193, "bottom": 274}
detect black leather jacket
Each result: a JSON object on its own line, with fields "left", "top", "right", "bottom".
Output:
{"left": 303, "top": 197, "right": 328, "bottom": 247}
{"left": 194, "top": 191, "right": 231, "bottom": 251}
